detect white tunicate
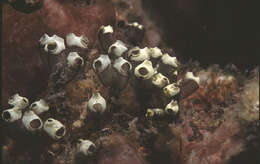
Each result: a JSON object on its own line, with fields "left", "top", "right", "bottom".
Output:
{"left": 173, "top": 70, "right": 178, "bottom": 76}
{"left": 67, "top": 52, "right": 84, "bottom": 67}
{"left": 30, "top": 99, "right": 49, "bottom": 115}
{"left": 77, "top": 139, "right": 96, "bottom": 156}
{"left": 185, "top": 72, "right": 200, "bottom": 85}
{"left": 161, "top": 53, "right": 178, "bottom": 67}
{"left": 43, "top": 118, "right": 66, "bottom": 140}
{"left": 22, "top": 110, "right": 43, "bottom": 131}
{"left": 93, "top": 55, "right": 111, "bottom": 73}
{"left": 113, "top": 57, "right": 132, "bottom": 76}
{"left": 151, "top": 73, "right": 170, "bottom": 88}
{"left": 165, "top": 100, "right": 179, "bottom": 114}
{"left": 88, "top": 92, "right": 106, "bottom": 113}
{"left": 134, "top": 60, "right": 155, "bottom": 80}
{"left": 108, "top": 40, "right": 128, "bottom": 57}
{"left": 2, "top": 93, "right": 28, "bottom": 123}
{"left": 66, "top": 33, "right": 88, "bottom": 48}
{"left": 128, "top": 22, "right": 144, "bottom": 30}
{"left": 39, "top": 34, "right": 65, "bottom": 55}
{"left": 8, "top": 93, "right": 29, "bottom": 109}
{"left": 2, "top": 108, "right": 23, "bottom": 123}
{"left": 100, "top": 25, "right": 113, "bottom": 34}
{"left": 145, "top": 108, "right": 164, "bottom": 118}
{"left": 149, "top": 47, "right": 163, "bottom": 58}
{"left": 163, "top": 83, "right": 180, "bottom": 97}
{"left": 128, "top": 47, "right": 150, "bottom": 62}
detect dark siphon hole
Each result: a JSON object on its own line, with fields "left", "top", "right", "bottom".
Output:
{"left": 30, "top": 119, "right": 41, "bottom": 128}
{"left": 110, "top": 46, "right": 116, "bottom": 52}
{"left": 121, "top": 63, "right": 131, "bottom": 73}
{"left": 56, "top": 127, "right": 65, "bottom": 137}
{"left": 76, "top": 58, "right": 83, "bottom": 65}
{"left": 139, "top": 67, "right": 148, "bottom": 75}
{"left": 118, "top": 20, "right": 126, "bottom": 28}
{"left": 93, "top": 103, "right": 103, "bottom": 112}
{"left": 132, "top": 50, "right": 140, "bottom": 55}
{"left": 47, "top": 42, "right": 57, "bottom": 51}
{"left": 94, "top": 60, "right": 102, "bottom": 69}
{"left": 3, "top": 111, "right": 11, "bottom": 120}
{"left": 167, "top": 109, "right": 173, "bottom": 114}
{"left": 88, "top": 145, "right": 96, "bottom": 153}
{"left": 31, "top": 103, "right": 37, "bottom": 108}
{"left": 77, "top": 140, "right": 82, "bottom": 144}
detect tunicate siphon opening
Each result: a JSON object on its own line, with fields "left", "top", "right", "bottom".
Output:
{"left": 139, "top": 67, "right": 148, "bottom": 75}
{"left": 94, "top": 60, "right": 102, "bottom": 69}
{"left": 88, "top": 145, "right": 96, "bottom": 153}
{"left": 110, "top": 46, "right": 116, "bottom": 51}
{"left": 47, "top": 42, "right": 57, "bottom": 51}
{"left": 3, "top": 111, "right": 11, "bottom": 120}
{"left": 76, "top": 58, "right": 83, "bottom": 65}
{"left": 122, "top": 63, "right": 131, "bottom": 72}
{"left": 132, "top": 50, "right": 140, "bottom": 55}
{"left": 167, "top": 109, "right": 173, "bottom": 114}
{"left": 93, "top": 103, "right": 103, "bottom": 112}
{"left": 31, "top": 103, "right": 37, "bottom": 108}
{"left": 56, "top": 127, "right": 65, "bottom": 137}
{"left": 30, "top": 119, "right": 42, "bottom": 128}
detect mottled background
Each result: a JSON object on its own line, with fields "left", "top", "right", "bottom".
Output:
{"left": 1, "top": 0, "right": 259, "bottom": 164}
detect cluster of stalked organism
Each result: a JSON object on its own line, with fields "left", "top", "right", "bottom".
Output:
{"left": 95, "top": 23, "right": 200, "bottom": 120}
{"left": 1, "top": 21, "right": 200, "bottom": 159}
{"left": 2, "top": 31, "right": 98, "bottom": 157}
{"left": 2, "top": 93, "right": 65, "bottom": 140}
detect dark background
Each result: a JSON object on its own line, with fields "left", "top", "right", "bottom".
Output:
{"left": 143, "top": 0, "right": 258, "bottom": 70}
